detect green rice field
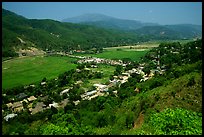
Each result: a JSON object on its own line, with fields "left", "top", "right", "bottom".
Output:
{"left": 76, "top": 50, "right": 149, "bottom": 61}
{"left": 2, "top": 56, "right": 77, "bottom": 89}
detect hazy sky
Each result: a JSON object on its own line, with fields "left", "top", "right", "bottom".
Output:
{"left": 2, "top": 2, "right": 202, "bottom": 25}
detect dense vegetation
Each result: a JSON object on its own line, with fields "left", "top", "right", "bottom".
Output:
{"left": 2, "top": 39, "right": 202, "bottom": 135}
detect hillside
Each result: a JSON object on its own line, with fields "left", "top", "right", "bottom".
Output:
{"left": 2, "top": 9, "right": 142, "bottom": 57}
{"left": 62, "top": 13, "right": 202, "bottom": 39}
{"left": 3, "top": 9, "right": 201, "bottom": 58}
{"left": 62, "top": 13, "right": 159, "bottom": 30}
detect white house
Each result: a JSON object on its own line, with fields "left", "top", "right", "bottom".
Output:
{"left": 4, "top": 113, "right": 17, "bottom": 121}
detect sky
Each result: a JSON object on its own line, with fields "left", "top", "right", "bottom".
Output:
{"left": 2, "top": 2, "right": 202, "bottom": 25}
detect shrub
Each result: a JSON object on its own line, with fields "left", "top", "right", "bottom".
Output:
{"left": 148, "top": 108, "right": 202, "bottom": 135}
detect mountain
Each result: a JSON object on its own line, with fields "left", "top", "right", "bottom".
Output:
{"left": 3, "top": 9, "right": 202, "bottom": 58}
{"left": 62, "top": 13, "right": 159, "bottom": 30}
{"left": 62, "top": 13, "right": 202, "bottom": 39}
{"left": 133, "top": 25, "right": 202, "bottom": 40}
{"left": 2, "top": 9, "right": 143, "bottom": 57}
{"left": 165, "top": 24, "right": 202, "bottom": 38}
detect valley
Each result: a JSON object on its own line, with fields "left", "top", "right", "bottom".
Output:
{"left": 2, "top": 6, "right": 202, "bottom": 135}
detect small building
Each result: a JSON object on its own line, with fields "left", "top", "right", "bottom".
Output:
{"left": 49, "top": 102, "right": 59, "bottom": 108}
{"left": 4, "top": 113, "right": 18, "bottom": 121}
{"left": 6, "top": 102, "right": 13, "bottom": 108}
{"left": 60, "top": 88, "right": 71, "bottom": 96}
{"left": 31, "top": 102, "right": 46, "bottom": 115}
{"left": 134, "top": 88, "right": 140, "bottom": 93}
{"left": 30, "top": 84, "right": 35, "bottom": 87}
{"left": 12, "top": 101, "right": 23, "bottom": 112}
{"left": 16, "top": 93, "right": 28, "bottom": 100}
{"left": 21, "top": 99, "right": 28, "bottom": 104}
{"left": 86, "top": 90, "right": 98, "bottom": 96}
{"left": 112, "top": 90, "right": 118, "bottom": 94}
{"left": 76, "top": 69, "right": 81, "bottom": 73}
{"left": 59, "top": 98, "right": 69, "bottom": 108}
{"left": 88, "top": 94, "right": 99, "bottom": 100}
{"left": 27, "top": 96, "right": 37, "bottom": 102}
{"left": 41, "top": 82, "right": 46, "bottom": 85}
{"left": 93, "top": 84, "right": 107, "bottom": 89}
{"left": 122, "top": 72, "right": 130, "bottom": 77}
{"left": 73, "top": 100, "right": 80, "bottom": 105}
{"left": 84, "top": 68, "right": 91, "bottom": 71}
{"left": 75, "top": 80, "right": 83, "bottom": 85}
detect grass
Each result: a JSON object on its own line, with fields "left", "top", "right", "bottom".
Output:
{"left": 76, "top": 50, "right": 148, "bottom": 62}
{"left": 2, "top": 56, "right": 77, "bottom": 89}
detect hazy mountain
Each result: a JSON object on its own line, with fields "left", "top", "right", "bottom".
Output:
{"left": 62, "top": 13, "right": 159, "bottom": 30}
{"left": 62, "top": 13, "right": 202, "bottom": 39}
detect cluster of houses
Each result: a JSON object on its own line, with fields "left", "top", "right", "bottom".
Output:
{"left": 3, "top": 50, "right": 167, "bottom": 121}
{"left": 76, "top": 56, "right": 128, "bottom": 67}
{"left": 3, "top": 91, "right": 69, "bottom": 121}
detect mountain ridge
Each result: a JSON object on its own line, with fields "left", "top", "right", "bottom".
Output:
{"left": 62, "top": 13, "right": 202, "bottom": 38}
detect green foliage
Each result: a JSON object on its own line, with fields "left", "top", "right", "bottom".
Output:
{"left": 187, "top": 76, "right": 196, "bottom": 87}
{"left": 148, "top": 108, "right": 202, "bottom": 135}
{"left": 41, "top": 123, "right": 69, "bottom": 135}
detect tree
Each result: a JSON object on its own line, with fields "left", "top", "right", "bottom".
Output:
{"left": 114, "top": 65, "right": 123, "bottom": 75}
{"left": 42, "top": 77, "right": 47, "bottom": 82}
{"left": 41, "top": 123, "right": 69, "bottom": 135}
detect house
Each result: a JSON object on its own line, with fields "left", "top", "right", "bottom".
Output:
{"left": 93, "top": 84, "right": 107, "bottom": 89}
{"left": 27, "top": 96, "right": 37, "bottom": 102}
{"left": 84, "top": 68, "right": 91, "bottom": 71}
{"left": 28, "top": 103, "right": 33, "bottom": 109}
{"left": 59, "top": 98, "right": 69, "bottom": 108}
{"left": 140, "top": 77, "right": 149, "bottom": 82}
{"left": 60, "top": 88, "right": 71, "bottom": 96}
{"left": 21, "top": 99, "right": 28, "bottom": 104}
{"left": 73, "top": 100, "right": 80, "bottom": 105}
{"left": 91, "top": 65, "right": 98, "bottom": 68}
{"left": 49, "top": 102, "right": 59, "bottom": 108}
{"left": 81, "top": 90, "right": 98, "bottom": 100}
{"left": 12, "top": 101, "right": 23, "bottom": 112}
{"left": 85, "top": 90, "right": 98, "bottom": 96}
{"left": 4, "top": 113, "right": 17, "bottom": 121}
{"left": 41, "top": 82, "right": 46, "bottom": 85}
{"left": 31, "top": 102, "right": 46, "bottom": 115}
{"left": 30, "top": 84, "right": 35, "bottom": 87}
{"left": 134, "top": 88, "right": 140, "bottom": 93}
{"left": 112, "top": 90, "right": 118, "bottom": 94}
{"left": 88, "top": 94, "right": 99, "bottom": 100}
{"left": 122, "top": 72, "right": 130, "bottom": 77}
{"left": 16, "top": 93, "right": 28, "bottom": 100}
{"left": 75, "top": 80, "right": 83, "bottom": 85}
{"left": 6, "top": 102, "right": 13, "bottom": 108}
{"left": 76, "top": 69, "right": 81, "bottom": 73}
{"left": 40, "top": 95, "right": 49, "bottom": 102}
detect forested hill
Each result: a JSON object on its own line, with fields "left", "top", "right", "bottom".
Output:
{"left": 2, "top": 9, "right": 202, "bottom": 58}
{"left": 63, "top": 13, "right": 202, "bottom": 39}
{"left": 2, "top": 9, "right": 143, "bottom": 57}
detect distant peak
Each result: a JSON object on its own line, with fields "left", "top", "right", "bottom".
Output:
{"left": 62, "top": 13, "right": 116, "bottom": 23}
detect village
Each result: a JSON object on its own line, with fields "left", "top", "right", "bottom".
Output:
{"left": 3, "top": 50, "right": 167, "bottom": 122}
